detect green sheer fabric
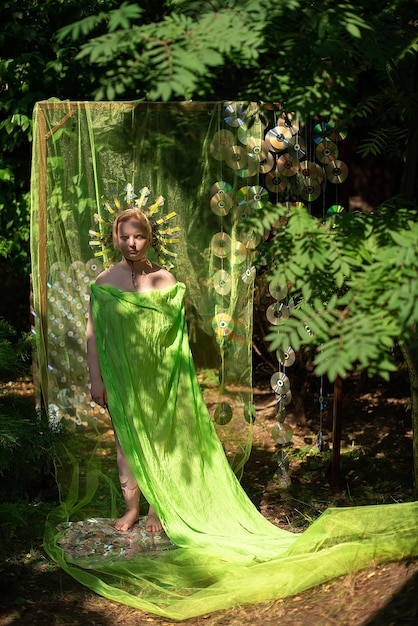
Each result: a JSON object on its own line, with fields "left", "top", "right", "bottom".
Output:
{"left": 30, "top": 100, "right": 418, "bottom": 620}
{"left": 90, "top": 282, "right": 289, "bottom": 559}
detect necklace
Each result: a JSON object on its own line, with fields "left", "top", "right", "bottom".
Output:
{"left": 127, "top": 258, "right": 151, "bottom": 289}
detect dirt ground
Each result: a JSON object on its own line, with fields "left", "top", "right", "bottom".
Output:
{"left": 1, "top": 368, "right": 418, "bottom": 625}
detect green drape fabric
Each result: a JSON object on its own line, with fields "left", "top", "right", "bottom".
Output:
{"left": 90, "top": 282, "right": 290, "bottom": 559}
{"left": 44, "top": 280, "right": 418, "bottom": 620}
{"left": 31, "top": 100, "right": 418, "bottom": 620}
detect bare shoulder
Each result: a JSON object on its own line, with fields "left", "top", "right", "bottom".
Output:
{"left": 149, "top": 265, "right": 177, "bottom": 290}
{"left": 94, "top": 264, "right": 124, "bottom": 287}
{"left": 94, "top": 267, "right": 115, "bottom": 286}
{"left": 94, "top": 269, "right": 110, "bottom": 285}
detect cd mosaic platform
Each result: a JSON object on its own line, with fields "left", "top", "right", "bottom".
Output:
{"left": 57, "top": 517, "right": 175, "bottom": 566}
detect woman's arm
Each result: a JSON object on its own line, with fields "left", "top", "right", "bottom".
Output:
{"left": 87, "top": 299, "right": 107, "bottom": 407}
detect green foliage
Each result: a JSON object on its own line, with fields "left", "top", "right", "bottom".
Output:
{"left": 57, "top": 0, "right": 144, "bottom": 41}
{"left": 356, "top": 127, "right": 409, "bottom": 158}
{"left": 0, "top": 500, "right": 54, "bottom": 556}
{"left": 55, "top": 0, "right": 418, "bottom": 121}
{"left": 0, "top": 393, "right": 62, "bottom": 502}
{"left": 255, "top": 201, "right": 418, "bottom": 382}
{"left": 0, "top": 317, "right": 61, "bottom": 507}
{"left": 0, "top": 0, "right": 123, "bottom": 275}
{"left": 0, "top": 318, "right": 31, "bottom": 381}
{"left": 59, "top": 1, "right": 267, "bottom": 101}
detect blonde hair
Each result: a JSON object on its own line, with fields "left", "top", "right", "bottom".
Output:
{"left": 112, "top": 208, "right": 152, "bottom": 249}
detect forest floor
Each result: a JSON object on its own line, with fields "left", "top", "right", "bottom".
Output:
{"left": 1, "top": 367, "right": 418, "bottom": 626}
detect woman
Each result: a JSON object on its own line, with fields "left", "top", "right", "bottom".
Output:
{"left": 87, "top": 207, "right": 175, "bottom": 533}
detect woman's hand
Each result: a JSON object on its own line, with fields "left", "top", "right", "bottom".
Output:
{"left": 91, "top": 379, "right": 107, "bottom": 407}
{"left": 87, "top": 298, "right": 107, "bottom": 408}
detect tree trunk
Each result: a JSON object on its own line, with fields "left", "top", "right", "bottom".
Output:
{"left": 399, "top": 341, "right": 418, "bottom": 497}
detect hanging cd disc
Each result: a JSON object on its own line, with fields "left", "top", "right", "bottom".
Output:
{"left": 225, "top": 145, "right": 249, "bottom": 170}
{"left": 265, "top": 170, "right": 288, "bottom": 194}
{"left": 327, "top": 204, "right": 345, "bottom": 215}
{"left": 244, "top": 135, "right": 263, "bottom": 153}
{"left": 237, "top": 118, "right": 265, "bottom": 145}
{"left": 86, "top": 258, "right": 102, "bottom": 274}
{"left": 266, "top": 302, "right": 290, "bottom": 325}
{"left": 313, "top": 122, "right": 329, "bottom": 144}
{"left": 276, "top": 346, "right": 296, "bottom": 367}
{"left": 224, "top": 103, "right": 246, "bottom": 127}
{"left": 300, "top": 178, "right": 321, "bottom": 202}
{"left": 246, "top": 139, "right": 275, "bottom": 173}
{"left": 211, "top": 232, "right": 232, "bottom": 258}
{"left": 276, "top": 390, "right": 292, "bottom": 407}
{"left": 247, "top": 185, "right": 269, "bottom": 209}
{"left": 315, "top": 141, "right": 338, "bottom": 164}
{"left": 268, "top": 280, "right": 288, "bottom": 300}
{"left": 210, "top": 130, "right": 235, "bottom": 160}
{"left": 234, "top": 203, "right": 254, "bottom": 222}
{"left": 258, "top": 151, "right": 275, "bottom": 174}
{"left": 233, "top": 154, "right": 258, "bottom": 178}
{"left": 277, "top": 153, "right": 299, "bottom": 177}
{"left": 210, "top": 181, "right": 233, "bottom": 197}
{"left": 229, "top": 241, "right": 247, "bottom": 265}
{"left": 314, "top": 120, "right": 347, "bottom": 142}
{"left": 241, "top": 266, "right": 256, "bottom": 284}
{"left": 279, "top": 113, "right": 299, "bottom": 135}
{"left": 271, "top": 422, "right": 293, "bottom": 444}
{"left": 212, "top": 269, "right": 232, "bottom": 295}
{"left": 246, "top": 138, "right": 269, "bottom": 160}
{"left": 210, "top": 191, "right": 233, "bottom": 216}
{"left": 286, "top": 201, "right": 305, "bottom": 210}
{"left": 236, "top": 185, "right": 252, "bottom": 205}
{"left": 270, "top": 372, "right": 291, "bottom": 394}
{"left": 214, "top": 402, "right": 233, "bottom": 425}
{"left": 287, "top": 136, "right": 307, "bottom": 160}
{"left": 325, "top": 160, "right": 348, "bottom": 184}
{"left": 212, "top": 312, "right": 234, "bottom": 338}
{"left": 266, "top": 125, "right": 292, "bottom": 152}
{"left": 328, "top": 120, "right": 347, "bottom": 142}
{"left": 238, "top": 228, "right": 261, "bottom": 249}
{"left": 312, "top": 121, "right": 337, "bottom": 144}
{"left": 299, "top": 160, "right": 324, "bottom": 182}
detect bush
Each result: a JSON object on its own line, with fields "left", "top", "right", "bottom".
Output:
{"left": 0, "top": 318, "right": 63, "bottom": 554}
{"left": 0, "top": 393, "right": 60, "bottom": 502}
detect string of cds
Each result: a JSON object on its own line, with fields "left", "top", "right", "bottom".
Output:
{"left": 315, "top": 375, "right": 328, "bottom": 452}
{"left": 208, "top": 104, "right": 268, "bottom": 436}
{"left": 268, "top": 280, "right": 294, "bottom": 488}
{"left": 208, "top": 102, "right": 349, "bottom": 481}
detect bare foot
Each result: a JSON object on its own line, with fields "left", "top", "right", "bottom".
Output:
{"left": 146, "top": 506, "right": 163, "bottom": 534}
{"left": 115, "top": 509, "right": 139, "bottom": 532}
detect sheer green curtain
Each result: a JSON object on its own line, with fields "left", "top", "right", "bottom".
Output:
{"left": 31, "top": 100, "right": 256, "bottom": 471}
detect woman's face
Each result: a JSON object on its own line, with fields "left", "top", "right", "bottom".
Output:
{"left": 117, "top": 219, "right": 151, "bottom": 261}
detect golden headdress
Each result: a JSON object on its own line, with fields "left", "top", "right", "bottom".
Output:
{"left": 89, "top": 184, "right": 180, "bottom": 269}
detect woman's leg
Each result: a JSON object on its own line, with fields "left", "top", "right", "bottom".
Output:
{"left": 114, "top": 432, "right": 163, "bottom": 533}
{"left": 146, "top": 505, "right": 163, "bottom": 533}
{"left": 114, "top": 433, "right": 140, "bottom": 532}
